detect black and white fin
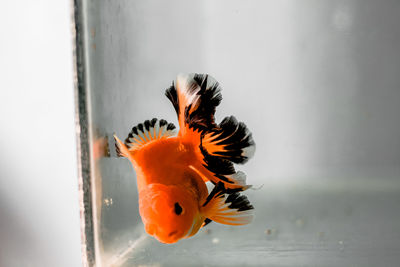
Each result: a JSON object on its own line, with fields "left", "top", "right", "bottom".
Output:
{"left": 200, "top": 146, "right": 251, "bottom": 190}
{"left": 201, "top": 182, "right": 254, "bottom": 226}
{"left": 165, "top": 73, "right": 255, "bottom": 191}
{"left": 124, "top": 118, "right": 177, "bottom": 151}
{"left": 201, "top": 116, "right": 255, "bottom": 164}
{"left": 165, "top": 73, "right": 222, "bottom": 133}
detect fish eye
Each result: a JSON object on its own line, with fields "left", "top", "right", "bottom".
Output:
{"left": 174, "top": 202, "right": 183, "bottom": 215}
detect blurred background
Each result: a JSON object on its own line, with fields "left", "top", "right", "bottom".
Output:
{"left": 1, "top": 0, "right": 400, "bottom": 266}
{"left": 88, "top": 0, "right": 400, "bottom": 186}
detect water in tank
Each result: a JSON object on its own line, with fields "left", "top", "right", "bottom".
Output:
{"left": 73, "top": 1, "right": 400, "bottom": 266}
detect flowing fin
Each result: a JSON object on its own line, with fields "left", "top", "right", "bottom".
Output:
{"left": 199, "top": 147, "right": 252, "bottom": 190}
{"left": 201, "top": 182, "right": 254, "bottom": 226}
{"left": 123, "top": 118, "right": 177, "bottom": 151}
{"left": 201, "top": 116, "right": 255, "bottom": 164}
{"left": 165, "top": 74, "right": 255, "bottom": 191}
{"left": 165, "top": 73, "right": 221, "bottom": 136}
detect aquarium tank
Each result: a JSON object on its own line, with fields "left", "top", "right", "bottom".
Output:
{"left": 73, "top": 1, "right": 400, "bottom": 266}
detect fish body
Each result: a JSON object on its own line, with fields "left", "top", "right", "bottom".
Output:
{"left": 133, "top": 136, "right": 203, "bottom": 189}
{"left": 114, "top": 74, "right": 256, "bottom": 243}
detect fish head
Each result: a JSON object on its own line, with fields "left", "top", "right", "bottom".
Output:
{"left": 139, "top": 183, "right": 199, "bottom": 244}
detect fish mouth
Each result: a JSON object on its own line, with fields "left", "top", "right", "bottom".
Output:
{"left": 153, "top": 230, "right": 182, "bottom": 244}
{"left": 168, "top": 230, "right": 178, "bottom": 237}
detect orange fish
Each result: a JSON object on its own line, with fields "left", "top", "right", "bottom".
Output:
{"left": 114, "top": 73, "right": 256, "bottom": 244}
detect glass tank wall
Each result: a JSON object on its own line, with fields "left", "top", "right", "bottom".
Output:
{"left": 73, "top": 1, "right": 400, "bottom": 266}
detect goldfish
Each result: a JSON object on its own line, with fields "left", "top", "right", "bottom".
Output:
{"left": 114, "top": 73, "right": 256, "bottom": 244}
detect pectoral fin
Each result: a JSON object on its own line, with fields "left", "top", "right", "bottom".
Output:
{"left": 201, "top": 182, "right": 254, "bottom": 226}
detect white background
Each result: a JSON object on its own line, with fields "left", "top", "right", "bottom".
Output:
{"left": 0, "top": 1, "right": 82, "bottom": 266}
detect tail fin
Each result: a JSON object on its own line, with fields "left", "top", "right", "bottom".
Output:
{"left": 165, "top": 73, "right": 255, "bottom": 190}
{"left": 165, "top": 73, "right": 222, "bottom": 136}
{"left": 201, "top": 116, "right": 255, "bottom": 164}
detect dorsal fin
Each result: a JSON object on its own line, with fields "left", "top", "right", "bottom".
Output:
{"left": 124, "top": 118, "right": 177, "bottom": 151}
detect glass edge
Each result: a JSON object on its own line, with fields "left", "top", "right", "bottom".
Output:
{"left": 70, "top": 0, "right": 96, "bottom": 266}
